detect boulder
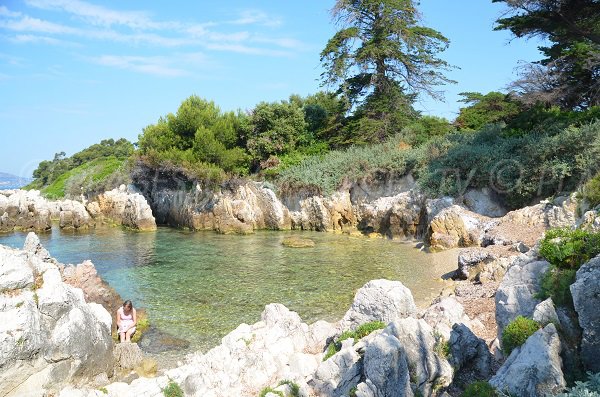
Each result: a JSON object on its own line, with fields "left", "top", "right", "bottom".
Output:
{"left": 114, "top": 342, "right": 144, "bottom": 371}
{"left": 489, "top": 324, "right": 566, "bottom": 396}
{"left": 0, "top": 189, "right": 52, "bottom": 232}
{"left": 57, "top": 199, "right": 94, "bottom": 230}
{"left": 532, "top": 298, "right": 559, "bottom": 327}
{"left": 571, "top": 255, "right": 600, "bottom": 372}
{"left": 495, "top": 260, "right": 549, "bottom": 339}
{"left": 341, "top": 279, "right": 417, "bottom": 329}
{"left": 359, "top": 333, "right": 413, "bottom": 397}
{"left": 383, "top": 318, "right": 453, "bottom": 396}
{"left": 0, "top": 242, "right": 114, "bottom": 396}
{"left": 427, "top": 205, "right": 488, "bottom": 251}
{"left": 421, "top": 297, "right": 470, "bottom": 340}
{"left": 456, "top": 248, "right": 497, "bottom": 280}
{"left": 93, "top": 186, "right": 157, "bottom": 231}
{"left": 449, "top": 323, "right": 492, "bottom": 378}
{"left": 310, "top": 345, "right": 363, "bottom": 396}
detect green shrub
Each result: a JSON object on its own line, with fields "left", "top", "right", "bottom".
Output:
{"left": 539, "top": 228, "right": 600, "bottom": 270}
{"left": 277, "top": 380, "right": 300, "bottom": 397}
{"left": 537, "top": 266, "right": 577, "bottom": 308}
{"left": 433, "top": 331, "right": 451, "bottom": 359}
{"left": 461, "top": 381, "right": 497, "bottom": 397}
{"left": 582, "top": 173, "right": 600, "bottom": 209}
{"left": 502, "top": 316, "right": 540, "bottom": 356}
{"left": 323, "top": 321, "right": 386, "bottom": 361}
{"left": 558, "top": 372, "right": 600, "bottom": 397}
{"left": 162, "top": 380, "right": 183, "bottom": 397}
{"left": 258, "top": 387, "right": 284, "bottom": 397}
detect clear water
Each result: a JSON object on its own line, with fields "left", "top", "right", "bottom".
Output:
{"left": 0, "top": 227, "right": 457, "bottom": 363}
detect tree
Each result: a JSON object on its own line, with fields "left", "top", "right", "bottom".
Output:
{"left": 494, "top": 0, "right": 600, "bottom": 109}
{"left": 320, "top": 0, "right": 454, "bottom": 142}
{"left": 455, "top": 91, "right": 523, "bottom": 131}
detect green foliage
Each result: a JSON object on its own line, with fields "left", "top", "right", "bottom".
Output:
{"left": 162, "top": 380, "right": 183, "bottom": 397}
{"left": 28, "top": 138, "right": 133, "bottom": 192}
{"left": 433, "top": 331, "right": 451, "bottom": 359}
{"left": 98, "top": 387, "right": 108, "bottom": 394}
{"left": 323, "top": 321, "right": 385, "bottom": 361}
{"left": 258, "top": 387, "right": 284, "bottom": 397}
{"left": 404, "top": 115, "right": 454, "bottom": 146}
{"left": 582, "top": 172, "right": 600, "bottom": 208}
{"left": 247, "top": 99, "right": 308, "bottom": 161}
{"left": 349, "top": 386, "right": 358, "bottom": 397}
{"left": 277, "top": 380, "right": 300, "bottom": 397}
{"left": 539, "top": 228, "right": 600, "bottom": 270}
{"left": 461, "top": 381, "right": 497, "bottom": 397}
{"left": 537, "top": 266, "right": 577, "bottom": 308}
{"left": 278, "top": 134, "right": 424, "bottom": 195}
{"left": 40, "top": 156, "right": 128, "bottom": 199}
{"left": 502, "top": 316, "right": 540, "bottom": 356}
{"left": 558, "top": 372, "right": 600, "bottom": 397}
{"left": 455, "top": 91, "right": 523, "bottom": 131}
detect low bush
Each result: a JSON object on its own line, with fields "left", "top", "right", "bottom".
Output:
{"left": 323, "top": 321, "right": 386, "bottom": 361}
{"left": 461, "top": 381, "right": 497, "bottom": 397}
{"left": 258, "top": 387, "right": 284, "bottom": 397}
{"left": 539, "top": 228, "right": 600, "bottom": 270}
{"left": 558, "top": 372, "right": 600, "bottom": 396}
{"left": 582, "top": 172, "right": 600, "bottom": 209}
{"left": 277, "top": 380, "right": 300, "bottom": 397}
{"left": 502, "top": 316, "right": 540, "bottom": 356}
{"left": 537, "top": 266, "right": 577, "bottom": 307}
{"left": 162, "top": 380, "right": 183, "bottom": 397}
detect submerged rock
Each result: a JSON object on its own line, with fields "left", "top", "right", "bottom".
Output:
{"left": 138, "top": 327, "right": 191, "bottom": 354}
{"left": 281, "top": 236, "right": 315, "bottom": 248}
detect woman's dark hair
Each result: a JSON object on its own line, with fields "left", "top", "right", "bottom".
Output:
{"left": 123, "top": 300, "right": 133, "bottom": 309}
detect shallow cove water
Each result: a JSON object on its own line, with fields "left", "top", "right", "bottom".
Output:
{"left": 0, "top": 226, "right": 457, "bottom": 366}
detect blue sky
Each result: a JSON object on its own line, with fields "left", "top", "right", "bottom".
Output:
{"left": 0, "top": 0, "right": 542, "bottom": 177}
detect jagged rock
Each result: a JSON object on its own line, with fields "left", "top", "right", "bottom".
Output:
{"left": 503, "top": 194, "right": 577, "bottom": 229}
{"left": 427, "top": 205, "right": 488, "bottom": 251}
{"left": 383, "top": 318, "right": 453, "bottom": 396}
{"left": 341, "top": 279, "right": 417, "bottom": 329}
{"left": 292, "top": 192, "right": 355, "bottom": 232}
{"left": 489, "top": 324, "right": 566, "bottom": 397}
{"left": 462, "top": 188, "right": 508, "bottom": 218}
{"left": 61, "top": 260, "right": 123, "bottom": 317}
{"left": 532, "top": 298, "right": 559, "bottom": 326}
{"left": 456, "top": 248, "right": 497, "bottom": 280}
{"left": 495, "top": 260, "right": 549, "bottom": 339}
{"left": 58, "top": 199, "right": 94, "bottom": 230}
{"left": 23, "top": 231, "right": 52, "bottom": 260}
{"left": 449, "top": 323, "right": 492, "bottom": 378}
{"left": 359, "top": 333, "right": 413, "bottom": 397}
{"left": 0, "top": 189, "right": 52, "bottom": 232}
{"left": 92, "top": 186, "right": 157, "bottom": 231}
{"left": 114, "top": 342, "right": 144, "bottom": 371}
{"left": 571, "top": 255, "right": 600, "bottom": 372}
{"left": 306, "top": 320, "right": 338, "bottom": 354}
{"left": 310, "top": 345, "right": 363, "bottom": 396}
{"left": 421, "top": 297, "right": 470, "bottom": 340}
{"left": 578, "top": 210, "right": 600, "bottom": 231}
{"left": 0, "top": 242, "right": 114, "bottom": 396}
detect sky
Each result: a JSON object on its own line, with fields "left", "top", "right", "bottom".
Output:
{"left": 0, "top": 0, "right": 544, "bottom": 177}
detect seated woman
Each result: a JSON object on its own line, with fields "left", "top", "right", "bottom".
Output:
{"left": 116, "top": 300, "right": 137, "bottom": 342}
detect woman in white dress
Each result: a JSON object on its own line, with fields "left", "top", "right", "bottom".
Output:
{"left": 116, "top": 300, "right": 137, "bottom": 342}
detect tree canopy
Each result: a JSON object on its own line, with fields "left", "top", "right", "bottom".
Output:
{"left": 494, "top": 0, "right": 600, "bottom": 109}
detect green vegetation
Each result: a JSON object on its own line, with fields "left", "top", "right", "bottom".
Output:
{"left": 502, "top": 316, "right": 540, "bottom": 356}
{"left": 455, "top": 91, "right": 523, "bottom": 131}
{"left": 98, "top": 387, "right": 108, "bottom": 394}
{"left": 323, "top": 321, "right": 386, "bottom": 361}
{"left": 433, "top": 331, "right": 451, "bottom": 359}
{"left": 540, "top": 228, "right": 600, "bottom": 270}
{"left": 258, "top": 387, "right": 284, "bottom": 397}
{"left": 349, "top": 386, "right": 358, "bottom": 397}
{"left": 582, "top": 172, "right": 600, "bottom": 208}
{"left": 537, "top": 267, "right": 577, "bottom": 308}
{"left": 461, "top": 381, "right": 497, "bottom": 397}
{"left": 162, "top": 380, "right": 183, "bottom": 397}
{"left": 558, "top": 372, "right": 600, "bottom": 397}
{"left": 277, "top": 380, "right": 300, "bottom": 397}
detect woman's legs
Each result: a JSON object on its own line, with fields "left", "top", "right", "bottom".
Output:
{"left": 119, "top": 332, "right": 126, "bottom": 342}
{"left": 125, "top": 328, "right": 135, "bottom": 342}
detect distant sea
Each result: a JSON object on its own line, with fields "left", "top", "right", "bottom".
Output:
{"left": 0, "top": 172, "right": 32, "bottom": 190}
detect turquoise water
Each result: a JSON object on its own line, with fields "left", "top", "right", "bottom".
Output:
{"left": 0, "top": 227, "right": 456, "bottom": 359}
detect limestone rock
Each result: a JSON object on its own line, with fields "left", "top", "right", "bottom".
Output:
{"left": 456, "top": 248, "right": 497, "bottom": 280}
{"left": 421, "top": 297, "right": 470, "bottom": 340}
{"left": 0, "top": 242, "right": 114, "bottom": 396}
{"left": 114, "top": 342, "right": 144, "bottom": 371}
{"left": 489, "top": 324, "right": 566, "bottom": 397}
{"left": 449, "top": 323, "right": 492, "bottom": 378}
{"left": 383, "top": 318, "right": 453, "bottom": 396}
{"left": 532, "top": 298, "right": 559, "bottom": 327}
{"left": 427, "top": 205, "right": 488, "bottom": 251}
{"left": 495, "top": 260, "right": 549, "bottom": 339}
{"left": 0, "top": 189, "right": 52, "bottom": 232}
{"left": 571, "top": 255, "right": 600, "bottom": 372}
{"left": 92, "top": 186, "right": 157, "bottom": 231}
{"left": 58, "top": 199, "right": 94, "bottom": 230}
{"left": 462, "top": 188, "right": 508, "bottom": 218}
{"left": 310, "top": 345, "right": 363, "bottom": 396}
{"left": 341, "top": 279, "right": 417, "bottom": 329}
{"left": 293, "top": 192, "right": 355, "bottom": 232}
{"left": 361, "top": 333, "right": 413, "bottom": 397}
